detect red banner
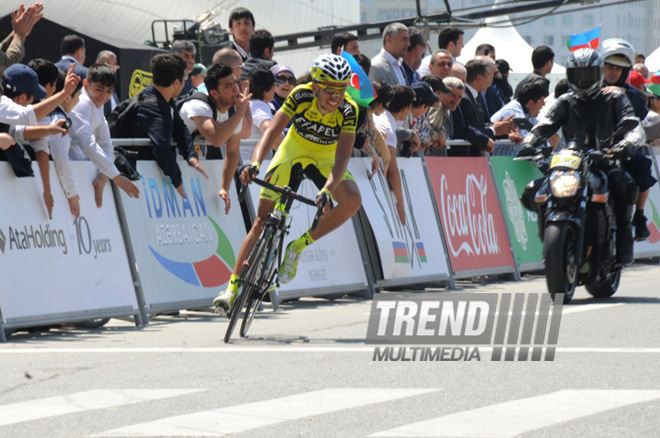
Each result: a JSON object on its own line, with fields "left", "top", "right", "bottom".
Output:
{"left": 426, "top": 157, "right": 514, "bottom": 274}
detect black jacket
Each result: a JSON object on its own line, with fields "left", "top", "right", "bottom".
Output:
{"left": 132, "top": 85, "right": 198, "bottom": 188}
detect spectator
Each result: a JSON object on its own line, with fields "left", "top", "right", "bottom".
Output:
{"left": 355, "top": 54, "right": 371, "bottom": 76}
{"left": 418, "top": 26, "right": 464, "bottom": 77}
{"left": 270, "top": 64, "right": 296, "bottom": 112}
{"left": 242, "top": 29, "right": 277, "bottom": 80}
{"left": 245, "top": 67, "right": 282, "bottom": 160}
{"left": 493, "top": 59, "right": 513, "bottom": 104}
{"left": 356, "top": 80, "right": 392, "bottom": 175}
{"left": 1, "top": 63, "right": 79, "bottom": 176}
{"left": 179, "top": 63, "right": 249, "bottom": 213}
{"left": 427, "top": 76, "right": 464, "bottom": 156}
{"left": 96, "top": 50, "right": 120, "bottom": 117}
{"left": 370, "top": 22, "right": 410, "bottom": 86}
{"left": 122, "top": 54, "right": 207, "bottom": 199}
{"left": 635, "top": 52, "right": 646, "bottom": 65}
{"left": 475, "top": 43, "right": 496, "bottom": 60}
{"left": 373, "top": 84, "right": 416, "bottom": 224}
{"left": 54, "top": 34, "right": 88, "bottom": 79}
{"left": 0, "top": 2, "right": 43, "bottom": 74}
{"left": 400, "top": 81, "right": 439, "bottom": 156}
{"left": 401, "top": 27, "right": 425, "bottom": 85}
{"left": 212, "top": 48, "right": 252, "bottom": 140}
{"left": 514, "top": 45, "right": 554, "bottom": 98}
{"left": 428, "top": 50, "right": 453, "bottom": 79}
{"left": 450, "top": 62, "right": 467, "bottom": 83}
{"left": 451, "top": 58, "right": 514, "bottom": 157}
{"left": 170, "top": 40, "right": 196, "bottom": 96}
{"left": 627, "top": 70, "right": 649, "bottom": 93}
{"left": 632, "top": 62, "right": 649, "bottom": 80}
{"left": 228, "top": 7, "right": 255, "bottom": 62}
{"left": 69, "top": 63, "right": 139, "bottom": 206}
{"left": 490, "top": 80, "right": 554, "bottom": 155}
{"left": 190, "top": 63, "right": 207, "bottom": 92}
{"left": 476, "top": 55, "right": 504, "bottom": 118}
{"left": 331, "top": 31, "right": 359, "bottom": 56}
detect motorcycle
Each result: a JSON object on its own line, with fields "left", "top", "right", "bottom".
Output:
{"left": 516, "top": 132, "right": 637, "bottom": 304}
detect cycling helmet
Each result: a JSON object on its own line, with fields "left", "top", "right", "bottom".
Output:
{"left": 311, "top": 54, "right": 352, "bottom": 84}
{"left": 599, "top": 38, "right": 634, "bottom": 86}
{"left": 566, "top": 48, "right": 604, "bottom": 98}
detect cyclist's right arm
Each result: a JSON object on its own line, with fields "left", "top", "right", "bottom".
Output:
{"left": 251, "top": 108, "right": 292, "bottom": 166}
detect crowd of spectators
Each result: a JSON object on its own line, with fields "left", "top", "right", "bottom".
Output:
{"left": 2, "top": 4, "right": 660, "bottom": 228}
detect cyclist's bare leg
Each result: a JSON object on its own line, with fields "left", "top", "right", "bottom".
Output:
{"left": 308, "top": 179, "right": 361, "bottom": 240}
{"left": 231, "top": 198, "right": 276, "bottom": 276}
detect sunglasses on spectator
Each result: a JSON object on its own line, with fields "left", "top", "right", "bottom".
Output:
{"left": 276, "top": 75, "right": 297, "bottom": 85}
{"left": 317, "top": 82, "right": 347, "bottom": 96}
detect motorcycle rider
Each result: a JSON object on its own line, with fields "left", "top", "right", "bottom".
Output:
{"left": 600, "top": 38, "right": 657, "bottom": 241}
{"left": 517, "top": 48, "right": 646, "bottom": 265}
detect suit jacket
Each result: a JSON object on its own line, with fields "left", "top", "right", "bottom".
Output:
{"left": 451, "top": 88, "right": 493, "bottom": 156}
{"left": 54, "top": 56, "right": 88, "bottom": 80}
{"left": 369, "top": 50, "right": 403, "bottom": 86}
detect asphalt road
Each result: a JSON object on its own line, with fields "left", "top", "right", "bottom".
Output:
{"left": 2, "top": 262, "right": 660, "bottom": 437}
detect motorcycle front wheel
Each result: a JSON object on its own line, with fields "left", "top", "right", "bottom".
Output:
{"left": 544, "top": 222, "right": 578, "bottom": 304}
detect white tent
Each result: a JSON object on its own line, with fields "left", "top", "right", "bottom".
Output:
{"left": 646, "top": 45, "right": 660, "bottom": 73}
{"left": 458, "top": 15, "right": 565, "bottom": 75}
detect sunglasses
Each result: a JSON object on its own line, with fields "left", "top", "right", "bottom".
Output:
{"left": 317, "top": 82, "right": 347, "bottom": 96}
{"left": 276, "top": 75, "right": 296, "bottom": 85}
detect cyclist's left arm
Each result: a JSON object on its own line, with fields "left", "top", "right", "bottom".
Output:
{"left": 325, "top": 131, "right": 355, "bottom": 193}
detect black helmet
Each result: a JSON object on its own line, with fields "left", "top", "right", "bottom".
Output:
{"left": 566, "top": 48, "right": 604, "bottom": 98}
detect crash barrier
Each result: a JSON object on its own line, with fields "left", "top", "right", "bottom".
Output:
{"left": 4, "top": 138, "right": 660, "bottom": 338}
{"left": 0, "top": 161, "right": 141, "bottom": 341}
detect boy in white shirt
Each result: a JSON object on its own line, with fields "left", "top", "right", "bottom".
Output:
{"left": 179, "top": 63, "right": 250, "bottom": 213}
{"left": 69, "top": 63, "right": 139, "bottom": 206}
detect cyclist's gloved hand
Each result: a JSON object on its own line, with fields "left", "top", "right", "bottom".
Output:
{"left": 316, "top": 187, "right": 333, "bottom": 207}
{"left": 239, "top": 162, "right": 260, "bottom": 180}
{"left": 613, "top": 141, "right": 635, "bottom": 160}
{"left": 516, "top": 143, "right": 537, "bottom": 158}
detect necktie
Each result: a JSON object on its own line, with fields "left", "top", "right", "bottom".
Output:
{"left": 478, "top": 92, "right": 490, "bottom": 122}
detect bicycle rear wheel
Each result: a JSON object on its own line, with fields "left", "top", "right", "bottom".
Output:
{"left": 223, "top": 226, "right": 273, "bottom": 343}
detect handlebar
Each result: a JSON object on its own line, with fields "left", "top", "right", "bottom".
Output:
{"left": 236, "top": 171, "right": 333, "bottom": 232}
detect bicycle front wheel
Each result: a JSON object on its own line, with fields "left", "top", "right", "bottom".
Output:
{"left": 224, "top": 224, "right": 275, "bottom": 343}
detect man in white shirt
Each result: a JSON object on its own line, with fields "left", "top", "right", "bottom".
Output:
{"left": 69, "top": 63, "right": 139, "bottom": 207}
{"left": 373, "top": 84, "right": 415, "bottom": 225}
{"left": 228, "top": 7, "right": 255, "bottom": 62}
{"left": 418, "top": 26, "right": 465, "bottom": 77}
{"left": 179, "top": 63, "right": 250, "bottom": 213}
{"left": 370, "top": 22, "right": 410, "bottom": 87}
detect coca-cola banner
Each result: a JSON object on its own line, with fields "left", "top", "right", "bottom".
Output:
{"left": 426, "top": 157, "right": 515, "bottom": 276}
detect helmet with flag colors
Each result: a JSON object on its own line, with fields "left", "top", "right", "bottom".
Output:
{"left": 311, "top": 54, "right": 351, "bottom": 84}
{"left": 648, "top": 71, "right": 660, "bottom": 97}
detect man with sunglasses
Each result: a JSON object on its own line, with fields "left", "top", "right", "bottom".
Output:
{"left": 213, "top": 54, "right": 360, "bottom": 313}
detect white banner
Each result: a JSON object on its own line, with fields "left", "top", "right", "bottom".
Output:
{"left": 248, "top": 160, "right": 368, "bottom": 298}
{"left": 347, "top": 157, "right": 451, "bottom": 281}
{"left": 117, "top": 160, "right": 247, "bottom": 309}
{"left": 0, "top": 162, "right": 137, "bottom": 323}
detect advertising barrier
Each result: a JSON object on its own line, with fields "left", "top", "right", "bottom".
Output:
{"left": 425, "top": 157, "right": 516, "bottom": 278}
{"left": 247, "top": 160, "right": 369, "bottom": 302}
{"left": 0, "top": 162, "right": 139, "bottom": 336}
{"left": 348, "top": 157, "right": 452, "bottom": 287}
{"left": 633, "top": 149, "right": 660, "bottom": 259}
{"left": 490, "top": 156, "right": 545, "bottom": 271}
{"left": 115, "top": 160, "right": 247, "bottom": 313}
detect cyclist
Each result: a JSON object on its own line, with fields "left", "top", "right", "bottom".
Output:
{"left": 213, "top": 54, "right": 362, "bottom": 313}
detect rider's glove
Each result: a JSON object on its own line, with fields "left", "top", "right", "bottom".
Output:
{"left": 239, "top": 162, "right": 260, "bottom": 179}
{"left": 516, "top": 144, "right": 537, "bottom": 158}
{"left": 613, "top": 141, "right": 635, "bottom": 160}
{"left": 316, "top": 187, "right": 333, "bottom": 206}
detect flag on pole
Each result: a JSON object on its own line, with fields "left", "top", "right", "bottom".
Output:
{"left": 341, "top": 51, "right": 375, "bottom": 107}
{"left": 567, "top": 26, "right": 601, "bottom": 52}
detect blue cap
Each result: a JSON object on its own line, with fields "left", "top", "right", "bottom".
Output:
{"left": 3, "top": 64, "right": 47, "bottom": 100}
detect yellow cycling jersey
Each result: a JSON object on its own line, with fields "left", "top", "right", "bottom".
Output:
{"left": 280, "top": 83, "right": 358, "bottom": 149}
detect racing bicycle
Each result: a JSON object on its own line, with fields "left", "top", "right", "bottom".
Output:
{"left": 224, "top": 170, "right": 330, "bottom": 343}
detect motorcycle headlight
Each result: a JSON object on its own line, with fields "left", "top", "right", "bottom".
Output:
{"left": 549, "top": 170, "right": 580, "bottom": 197}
